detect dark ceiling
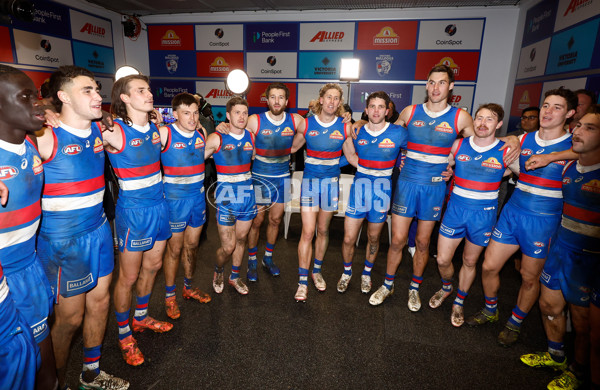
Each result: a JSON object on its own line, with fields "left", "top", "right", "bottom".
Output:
{"left": 85, "top": 0, "right": 521, "bottom": 16}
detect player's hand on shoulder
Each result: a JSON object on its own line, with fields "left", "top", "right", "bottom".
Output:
{"left": 500, "top": 135, "right": 521, "bottom": 165}
{"left": 44, "top": 109, "right": 60, "bottom": 128}
{"left": 215, "top": 122, "right": 231, "bottom": 134}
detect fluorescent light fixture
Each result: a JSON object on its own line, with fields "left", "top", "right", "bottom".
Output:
{"left": 225, "top": 69, "right": 250, "bottom": 95}
{"left": 340, "top": 58, "right": 360, "bottom": 81}
{"left": 114, "top": 65, "right": 140, "bottom": 81}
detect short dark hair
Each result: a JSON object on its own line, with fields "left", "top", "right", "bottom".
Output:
{"left": 475, "top": 103, "right": 504, "bottom": 122}
{"left": 365, "top": 91, "right": 391, "bottom": 109}
{"left": 226, "top": 97, "right": 248, "bottom": 113}
{"left": 586, "top": 104, "right": 600, "bottom": 115}
{"left": 521, "top": 106, "right": 539, "bottom": 116}
{"left": 49, "top": 65, "right": 95, "bottom": 112}
{"left": 428, "top": 64, "right": 455, "bottom": 84}
{"left": 544, "top": 87, "right": 578, "bottom": 112}
{"left": 575, "top": 89, "right": 596, "bottom": 103}
{"left": 0, "top": 64, "right": 24, "bottom": 81}
{"left": 172, "top": 93, "right": 198, "bottom": 111}
{"left": 265, "top": 82, "right": 289, "bottom": 100}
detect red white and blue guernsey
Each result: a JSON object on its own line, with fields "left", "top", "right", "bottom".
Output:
{"left": 253, "top": 111, "right": 296, "bottom": 178}
{"left": 451, "top": 137, "right": 507, "bottom": 208}
{"left": 511, "top": 131, "right": 572, "bottom": 215}
{"left": 401, "top": 104, "right": 461, "bottom": 184}
{"left": 107, "top": 118, "right": 164, "bottom": 208}
{"left": 213, "top": 130, "right": 257, "bottom": 225}
{"left": 161, "top": 123, "right": 206, "bottom": 199}
{"left": 346, "top": 123, "right": 407, "bottom": 222}
{"left": 40, "top": 122, "right": 106, "bottom": 239}
{"left": 303, "top": 116, "right": 347, "bottom": 179}
{"left": 0, "top": 137, "right": 43, "bottom": 270}
{"left": 559, "top": 160, "right": 600, "bottom": 253}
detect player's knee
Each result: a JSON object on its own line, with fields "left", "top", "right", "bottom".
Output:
{"left": 481, "top": 260, "right": 498, "bottom": 276}
{"left": 221, "top": 243, "right": 235, "bottom": 256}
{"left": 168, "top": 243, "right": 183, "bottom": 258}
{"left": 436, "top": 254, "right": 452, "bottom": 268}
{"left": 539, "top": 296, "right": 563, "bottom": 317}
{"left": 415, "top": 237, "right": 430, "bottom": 252}
{"left": 58, "top": 309, "right": 84, "bottom": 331}
{"left": 367, "top": 231, "right": 380, "bottom": 245}
{"left": 253, "top": 212, "right": 266, "bottom": 227}
{"left": 390, "top": 234, "right": 406, "bottom": 252}
{"left": 118, "top": 270, "right": 139, "bottom": 287}
{"left": 316, "top": 226, "right": 329, "bottom": 238}
{"left": 462, "top": 255, "right": 478, "bottom": 269}
{"left": 520, "top": 269, "right": 541, "bottom": 287}
{"left": 343, "top": 233, "right": 355, "bottom": 247}
{"left": 269, "top": 213, "right": 282, "bottom": 227}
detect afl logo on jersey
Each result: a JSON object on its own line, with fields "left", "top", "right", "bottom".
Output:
{"left": 456, "top": 154, "right": 471, "bottom": 162}
{"left": 553, "top": 160, "right": 567, "bottom": 166}
{"left": 174, "top": 142, "right": 186, "bottom": 149}
{"left": 32, "top": 156, "right": 43, "bottom": 175}
{"left": 434, "top": 122, "right": 453, "bottom": 134}
{"left": 412, "top": 120, "right": 425, "bottom": 127}
{"left": 308, "top": 130, "right": 319, "bottom": 137}
{"left": 358, "top": 139, "right": 368, "bottom": 146}
{"left": 243, "top": 142, "right": 253, "bottom": 151}
{"left": 93, "top": 137, "right": 104, "bottom": 153}
{"left": 152, "top": 132, "right": 161, "bottom": 144}
{"left": 195, "top": 138, "right": 204, "bottom": 149}
{"left": 521, "top": 149, "right": 532, "bottom": 156}
{"left": 261, "top": 129, "right": 273, "bottom": 136}
{"left": 130, "top": 138, "right": 143, "bottom": 147}
{"left": 63, "top": 144, "right": 83, "bottom": 155}
{"left": 0, "top": 166, "right": 18, "bottom": 179}
{"left": 281, "top": 127, "right": 294, "bottom": 136}
{"left": 562, "top": 177, "right": 571, "bottom": 184}
{"left": 224, "top": 144, "right": 235, "bottom": 151}
{"left": 533, "top": 241, "right": 545, "bottom": 248}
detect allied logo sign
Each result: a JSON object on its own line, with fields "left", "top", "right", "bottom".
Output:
{"left": 196, "top": 81, "right": 234, "bottom": 105}
{"left": 70, "top": 10, "right": 113, "bottom": 47}
{"left": 300, "top": 22, "right": 355, "bottom": 51}
{"left": 554, "top": 0, "right": 600, "bottom": 32}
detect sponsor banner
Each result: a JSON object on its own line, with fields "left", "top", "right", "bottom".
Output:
{"left": 411, "top": 85, "right": 475, "bottom": 112}
{"left": 554, "top": 0, "right": 600, "bottom": 32}
{"left": 70, "top": 9, "right": 113, "bottom": 47}
{"left": 0, "top": 26, "right": 13, "bottom": 63}
{"left": 417, "top": 19, "right": 484, "bottom": 50}
{"left": 350, "top": 83, "right": 412, "bottom": 114}
{"left": 22, "top": 70, "right": 52, "bottom": 93}
{"left": 586, "top": 75, "right": 600, "bottom": 103}
{"left": 152, "top": 79, "right": 196, "bottom": 106}
{"left": 522, "top": 0, "right": 557, "bottom": 46}
{"left": 297, "top": 83, "right": 326, "bottom": 109}
{"left": 298, "top": 51, "right": 353, "bottom": 79}
{"left": 414, "top": 52, "right": 480, "bottom": 81}
{"left": 516, "top": 38, "right": 551, "bottom": 80}
{"left": 299, "top": 22, "right": 355, "bottom": 51}
{"left": 12, "top": 0, "right": 70, "bottom": 38}
{"left": 246, "top": 82, "right": 297, "bottom": 108}
{"left": 14, "top": 29, "right": 73, "bottom": 68}
{"left": 541, "top": 77, "right": 587, "bottom": 103}
{"left": 95, "top": 77, "right": 114, "bottom": 103}
{"left": 354, "top": 50, "right": 417, "bottom": 80}
{"left": 148, "top": 25, "right": 195, "bottom": 51}
{"left": 356, "top": 21, "right": 418, "bottom": 50}
{"left": 510, "top": 83, "right": 543, "bottom": 117}
{"left": 195, "top": 24, "right": 244, "bottom": 51}
{"left": 246, "top": 23, "right": 299, "bottom": 51}
{"left": 546, "top": 18, "right": 599, "bottom": 74}
{"left": 197, "top": 52, "right": 244, "bottom": 77}
{"left": 247, "top": 52, "right": 297, "bottom": 79}
{"left": 72, "top": 41, "right": 115, "bottom": 74}
{"left": 196, "top": 81, "right": 234, "bottom": 106}
{"left": 149, "top": 50, "right": 197, "bottom": 77}
{"left": 212, "top": 106, "right": 227, "bottom": 124}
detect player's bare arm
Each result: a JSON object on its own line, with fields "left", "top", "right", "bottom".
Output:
{"left": 525, "top": 148, "right": 578, "bottom": 171}
{"left": 35, "top": 126, "right": 55, "bottom": 161}
{"left": 290, "top": 121, "right": 306, "bottom": 153}
{"left": 101, "top": 121, "right": 123, "bottom": 152}
{"left": 342, "top": 136, "right": 358, "bottom": 167}
{"left": 204, "top": 132, "right": 221, "bottom": 159}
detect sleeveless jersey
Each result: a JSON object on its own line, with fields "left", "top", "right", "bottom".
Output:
{"left": 0, "top": 138, "right": 43, "bottom": 269}
{"left": 303, "top": 116, "right": 346, "bottom": 179}
{"left": 107, "top": 119, "right": 164, "bottom": 208}
{"left": 253, "top": 112, "right": 296, "bottom": 178}
{"left": 511, "top": 131, "right": 572, "bottom": 215}
{"left": 354, "top": 123, "right": 407, "bottom": 179}
{"left": 452, "top": 137, "right": 507, "bottom": 208}
{"left": 213, "top": 130, "right": 254, "bottom": 185}
{"left": 40, "top": 123, "right": 106, "bottom": 239}
{"left": 401, "top": 104, "right": 460, "bottom": 185}
{"left": 559, "top": 160, "right": 600, "bottom": 253}
{"left": 161, "top": 124, "right": 205, "bottom": 199}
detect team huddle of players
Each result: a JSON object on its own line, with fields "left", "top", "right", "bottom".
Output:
{"left": 0, "top": 63, "right": 598, "bottom": 390}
